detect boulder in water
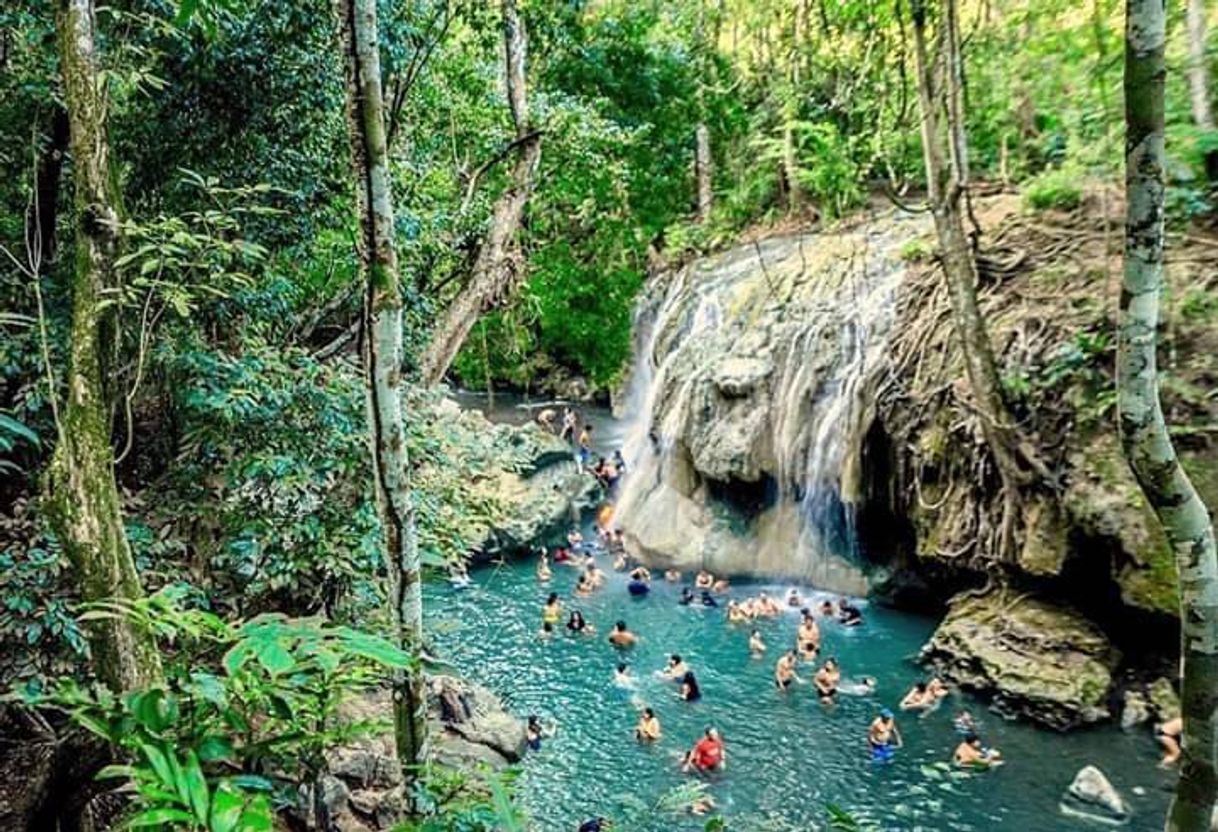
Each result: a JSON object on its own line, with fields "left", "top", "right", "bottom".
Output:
{"left": 1120, "top": 690, "right": 1151, "bottom": 731}
{"left": 1147, "top": 676, "right": 1181, "bottom": 722}
{"left": 922, "top": 587, "right": 1119, "bottom": 729}
{"left": 1060, "top": 765, "right": 1130, "bottom": 825}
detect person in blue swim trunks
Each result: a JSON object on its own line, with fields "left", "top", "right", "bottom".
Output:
{"left": 868, "top": 708, "right": 902, "bottom": 762}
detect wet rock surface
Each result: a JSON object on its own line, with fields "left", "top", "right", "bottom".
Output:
{"left": 922, "top": 588, "right": 1119, "bottom": 730}
{"left": 1060, "top": 765, "right": 1130, "bottom": 825}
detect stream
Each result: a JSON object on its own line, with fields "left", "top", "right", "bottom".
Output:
{"left": 431, "top": 393, "right": 1175, "bottom": 831}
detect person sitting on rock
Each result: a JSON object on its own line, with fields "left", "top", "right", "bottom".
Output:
{"left": 560, "top": 407, "right": 578, "bottom": 443}
{"left": 608, "top": 620, "right": 639, "bottom": 648}
{"left": 1157, "top": 716, "right": 1183, "bottom": 767}
{"left": 567, "top": 528, "right": 584, "bottom": 552}
{"left": 954, "top": 732, "right": 1002, "bottom": 767}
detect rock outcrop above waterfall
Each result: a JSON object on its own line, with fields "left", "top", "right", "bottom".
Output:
{"left": 614, "top": 189, "right": 1218, "bottom": 726}
{"left": 922, "top": 588, "right": 1119, "bottom": 729}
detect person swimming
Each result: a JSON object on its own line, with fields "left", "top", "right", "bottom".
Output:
{"left": 727, "top": 600, "right": 748, "bottom": 623}
{"left": 682, "top": 727, "right": 725, "bottom": 772}
{"left": 612, "top": 552, "right": 628, "bottom": 572}
{"left": 927, "top": 677, "right": 950, "bottom": 699}
{"left": 899, "top": 682, "right": 935, "bottom": 710}
{"left": 526, "top": 715, "right": 554, "bottom": 751}
{"left": 660, "top": 654, "right": 689, "bottom": 680}
{"left": 679, "top": 587, "right": 695, "bottom": 606}
{"left": 797, "top": 613, "right": 820, "bottom": 660}
{"left": 699, "top": 589, "right": 718, "bottom": 607}
{"left": 711, "top": 578, "right": 730, "bottom": 594}
{"left": 567, "top": 527, "right": 585, "bottom": 551}
{"left": 954, "top": 732, "right": 1003, "bottom": 767}
{"left": 694, "top": 570, "right": 714, "bottom": 590}
{"left": 818, "top": 598, "right": 835, "bottom": 617}
{"left": 635, "top": 707, "right": 662, "bottom": 742}
{"left": 868, "top": 708, "right": 902, "bottom": 762}
{"left": 575, "top": 573, "right": 594, "bottom": 597}
{"left": 954, "top": 709, "right": 977, "bottom": 734}
{"left": 748, "top": 629, "right": 766, "bottom": 655}
{"left": 837, "top": 599, "right": 864, "bottom": 626}
{"left": 566, "top": 610, "right": 595, "bottom": 635}
{"left": 664, "top": 569, "right": 682, "bottom": 583}
{"left": 541, "top": 592, "right": 561, "bottom": 635}
{"left": 814, "top": 658, "right": 841, "bottom": 702}
{"left": 613, "top": 662, "right": 634, "bottom": 687}
{"left": 786, "top": 588, "right": 802, "bottom": 607}
{"left": 536, "top": 549, "right": 552, "bottom": 582}
{"left": 839, "top": 676, "right": 878, "bottom": 696}
{"left": 608, "top": 620, "right": 639, "bottom": 648}
{"left": 774, "top": 650, "right": 798, "bottom": 691}
{"left": 679, "top": 671, "right": 702, "bottom": 702}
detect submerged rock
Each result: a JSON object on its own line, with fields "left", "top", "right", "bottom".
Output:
{"left": 1060, "top": 765, "right": 1130, "bottom": 825}
{"left": 922, "top": 588, "right": 1119, "bottom": 729}
{"left": 1120, "top": 690, "right": 1152, "bottom": 731}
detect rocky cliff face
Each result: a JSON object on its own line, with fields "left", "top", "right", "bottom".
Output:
{"left": 614, "top": 192, "right": 1218, "bottom": 726}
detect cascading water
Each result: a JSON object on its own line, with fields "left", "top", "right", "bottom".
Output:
{"left": 613, "top": 221, "right": 914, "bottom": 592}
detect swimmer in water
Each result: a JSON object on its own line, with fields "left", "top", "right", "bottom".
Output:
{"left": 797, "top": 612, "right": 821, "bottom": 660}
{"left": 614, "top": 662, "right": 634, "bottom": 687}
{"left": 695, "top": 570, "right": 714, "bottom": 590}
{"left": 774, "top": 649, "right": 798, "bottom": 691}
{"left": 567, "top": 528, "right": 584, "bottom": 551}
{"left": 818, "top": 598, "right": 835, "bottom": 617}
{"left": 608, "top": 620, "right": 639, "bottom": 648}
{"left": 665, "top": 569, "right": 682, "bottom": 583}
{"left": 868, "top": 709, "right": 902, "bottom": 762}
{"left": 954, "top": 732, "right": 1003, "bottom": 767}
{"left": 839, "top": 676, "right": 878, "bottom": 696}
{"left": 613, "top": 552, "right": 628, "bottom": 571}
{"left": 727, "top": 600, "right": 748, "bottom": 623}
{"left": 635, "top": 707, "right": 662, "bottom": 742}
{"left": 749, "top": 629, "right": 767, "bottom": 655}
{"left": 660, "top": 654, "right": 689, "bottom": 680}
{"left": 630, "top": 565, "right": 652, "bottom": 583}
{"left": 536, "top": 550, "right": 552, "bottom": 582}
{"left": 954, "top": 709, "right": 977, "bottom": 733}
{"left": 837, "top": 598, "right": 864, "bottom": 626}
{"left": 699, "top": 589, "right": 718, "bottom": 607}
{"left": 525, "top": 715, "right": 554, "bottom": 751}
{"left": 899, "top": 682, "right": 935, "bottom": 711}
{"left": 575, "top": 573, "right": 594, "bottom": 597}
{"left": 679, "top": 587, "right": 695, "bottom": 606}
{"left": 679, "top": 671, "right": 702, "bottom": 702}
{"left": 566, "top": 610, "right": 595, "bottom": 635}
{"left": 814, "top": 658, "right": 841, "bottom": 703}
{"left": 682, "top": 727, "right": 725, "bottom": 772}
{"left": 927, "top": 677, "right": 951, "bottom": 700}
{"left": 712, "top": 578, "right": 730, "bottom": 594}
{"left": 786, "top": 588, "right": 802, "bottom": 607}
{"left": 540, "top": 592, "right": 561, "bottom": 636}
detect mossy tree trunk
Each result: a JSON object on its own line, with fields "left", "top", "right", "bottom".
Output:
{"left": 417, "top": 0, "right": 540, "bottom": 387}
{"left": 910, "top": 0, "right": 1027, "bottom": 562}
{"left": 48, "top": 0, "right": 162, "bottom": 694}
{"left": 336, "top": 0, "right": 428, "bottom": 793}
{"left": 1121, "top": 3, "right": 1218, "bottom": 829}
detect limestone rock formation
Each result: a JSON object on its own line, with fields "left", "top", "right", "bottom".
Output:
{"left": 1060, "top": 765, "right": 1131, "bottom": 825}
{"left": 922, "top": 589, "right": 1119, "bottom": 729}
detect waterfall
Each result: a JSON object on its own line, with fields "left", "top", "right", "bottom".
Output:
{"left": 613, "top": 222, "right": 912, "bottom": 591}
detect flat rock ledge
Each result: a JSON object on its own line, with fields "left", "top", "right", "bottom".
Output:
{"left": 921, "top": 588, "right": 1120, "bottom": 730}
{"left": 293, "top": 675, "right": 525, "bottom": 831}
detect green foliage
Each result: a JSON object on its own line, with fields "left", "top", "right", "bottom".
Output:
{"left": 1002, "top": 330, "right": 1116, "bottom": 426}
{"left": 25, "top": 589, "right": 412, "bottom": 829}
{"left": 1023, "top": 167, "right": 1084, "bottom": 212}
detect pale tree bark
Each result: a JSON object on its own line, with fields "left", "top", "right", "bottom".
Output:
{"left": 1187, "top": 0, "right": 1214, "bottom": 131}
{"left": 417, "top": 0, "right": 540, "bottom": 386}
{"left": 911, "top": 0, "right": 1028, "bottom": 561}
{"left": 1121, "top": 3, "right": 1218, "bottom": 829}
{"left": 336, "top": 0, "right": 428, "bottom": 789}
{"left": 47, "top": 0, "right": 161, "bottom": 693}
{"left": 693, "top": 0, "right": 714, "bottom": 222}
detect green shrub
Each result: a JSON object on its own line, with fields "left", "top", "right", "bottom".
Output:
{"left": 1022, "top": 168, "right": 1084, "bottom": 212}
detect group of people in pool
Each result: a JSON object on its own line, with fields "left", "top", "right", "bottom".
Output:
{"left": 535, "top": 527, "right": 1008, "bottom": 795}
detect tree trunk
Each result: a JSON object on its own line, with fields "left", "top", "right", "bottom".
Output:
{"left": 336, "top": 0, "right": 429, "bottom": 790}
{"left": 782, "top": 1, "right": 807, "bottom": 214}
{"left": 1186, "top": 0, "right": 1218, "bottom": 180}
{"left": 48, "top": 0, "right": 161, "bottom": 693}
{"left": 694, "top": 123, "right": 713, "bottom": 221}
{"left": 417, "top": 0, "right": 540, "bottom": 387}
{"left": 1121, "top": 4, "right": 1218, "bottom": 830}
{"left": 911, "top": 0, "right": 1025, "bottom": 561}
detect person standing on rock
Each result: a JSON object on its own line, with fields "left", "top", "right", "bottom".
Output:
{"left": 1157, "top": 716, "right": 1183, "bottom": 767}
{"left": 560, "top": 407, "right": 578, "bottom": 443}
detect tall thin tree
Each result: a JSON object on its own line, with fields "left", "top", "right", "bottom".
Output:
{"left": 910, "top": 0, "right": 1029, "bottom": 561}
{"left": 48, "top": 0, "right": 161, "bottom": 693}
{"left": 336, "top": 0, "right": 428, "bottom": 787}
{"left": 417, "top": 0, "right": 540, "bottom": 386}
{"left": 1121, "top": 2, "right": 1218, "bottom": 829}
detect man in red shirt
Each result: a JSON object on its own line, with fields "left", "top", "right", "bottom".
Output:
{"left": 683, "top": 727, "right": 726, "bottom": 773}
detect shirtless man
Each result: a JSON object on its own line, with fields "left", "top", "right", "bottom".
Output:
{"left": 560, "top": 407, "right": 578, "bottom": 443}
{"left": 814, "top": 658, "right": 841, "bottom": 702}
{"left": 774, "top": 650, "right": 799, "bottom": 691}
{"left": 660, "top": 654, "right": 689, "bottom": 680}
{"left": 899, "top": 682, "right": 935, "bottom": 710}
{"left": 868, "top": 709, "right": 902, "bottom": 762}
{"left": 1158, "top": 716, "right": 1183, "bottom": 767}
{"left": 954, "top": 732, "right": 1002, "bottom": 767}
{"left": 797, "top": 612, "right": 821, "bottom": 660}
{"left": 535, "top": 408, "right": 557, "bottom": 433}
{"left": 694, "top": 570, "right": 714, "bottom": 590}
{"left": 608, "top": 620, "right": 639, "bottom": 648}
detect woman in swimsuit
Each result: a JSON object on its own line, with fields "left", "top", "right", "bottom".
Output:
{"left": 679, "top": 671, "right": 702, "bottom": 702}
{"left": 635, "top": 707, "right": 662, "bottom": 742}
{"left": 566, "top": 610, "right": 595, "bottom": 635}
{"left": 541, "top": 593, "right": 561, "bottom": 635}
